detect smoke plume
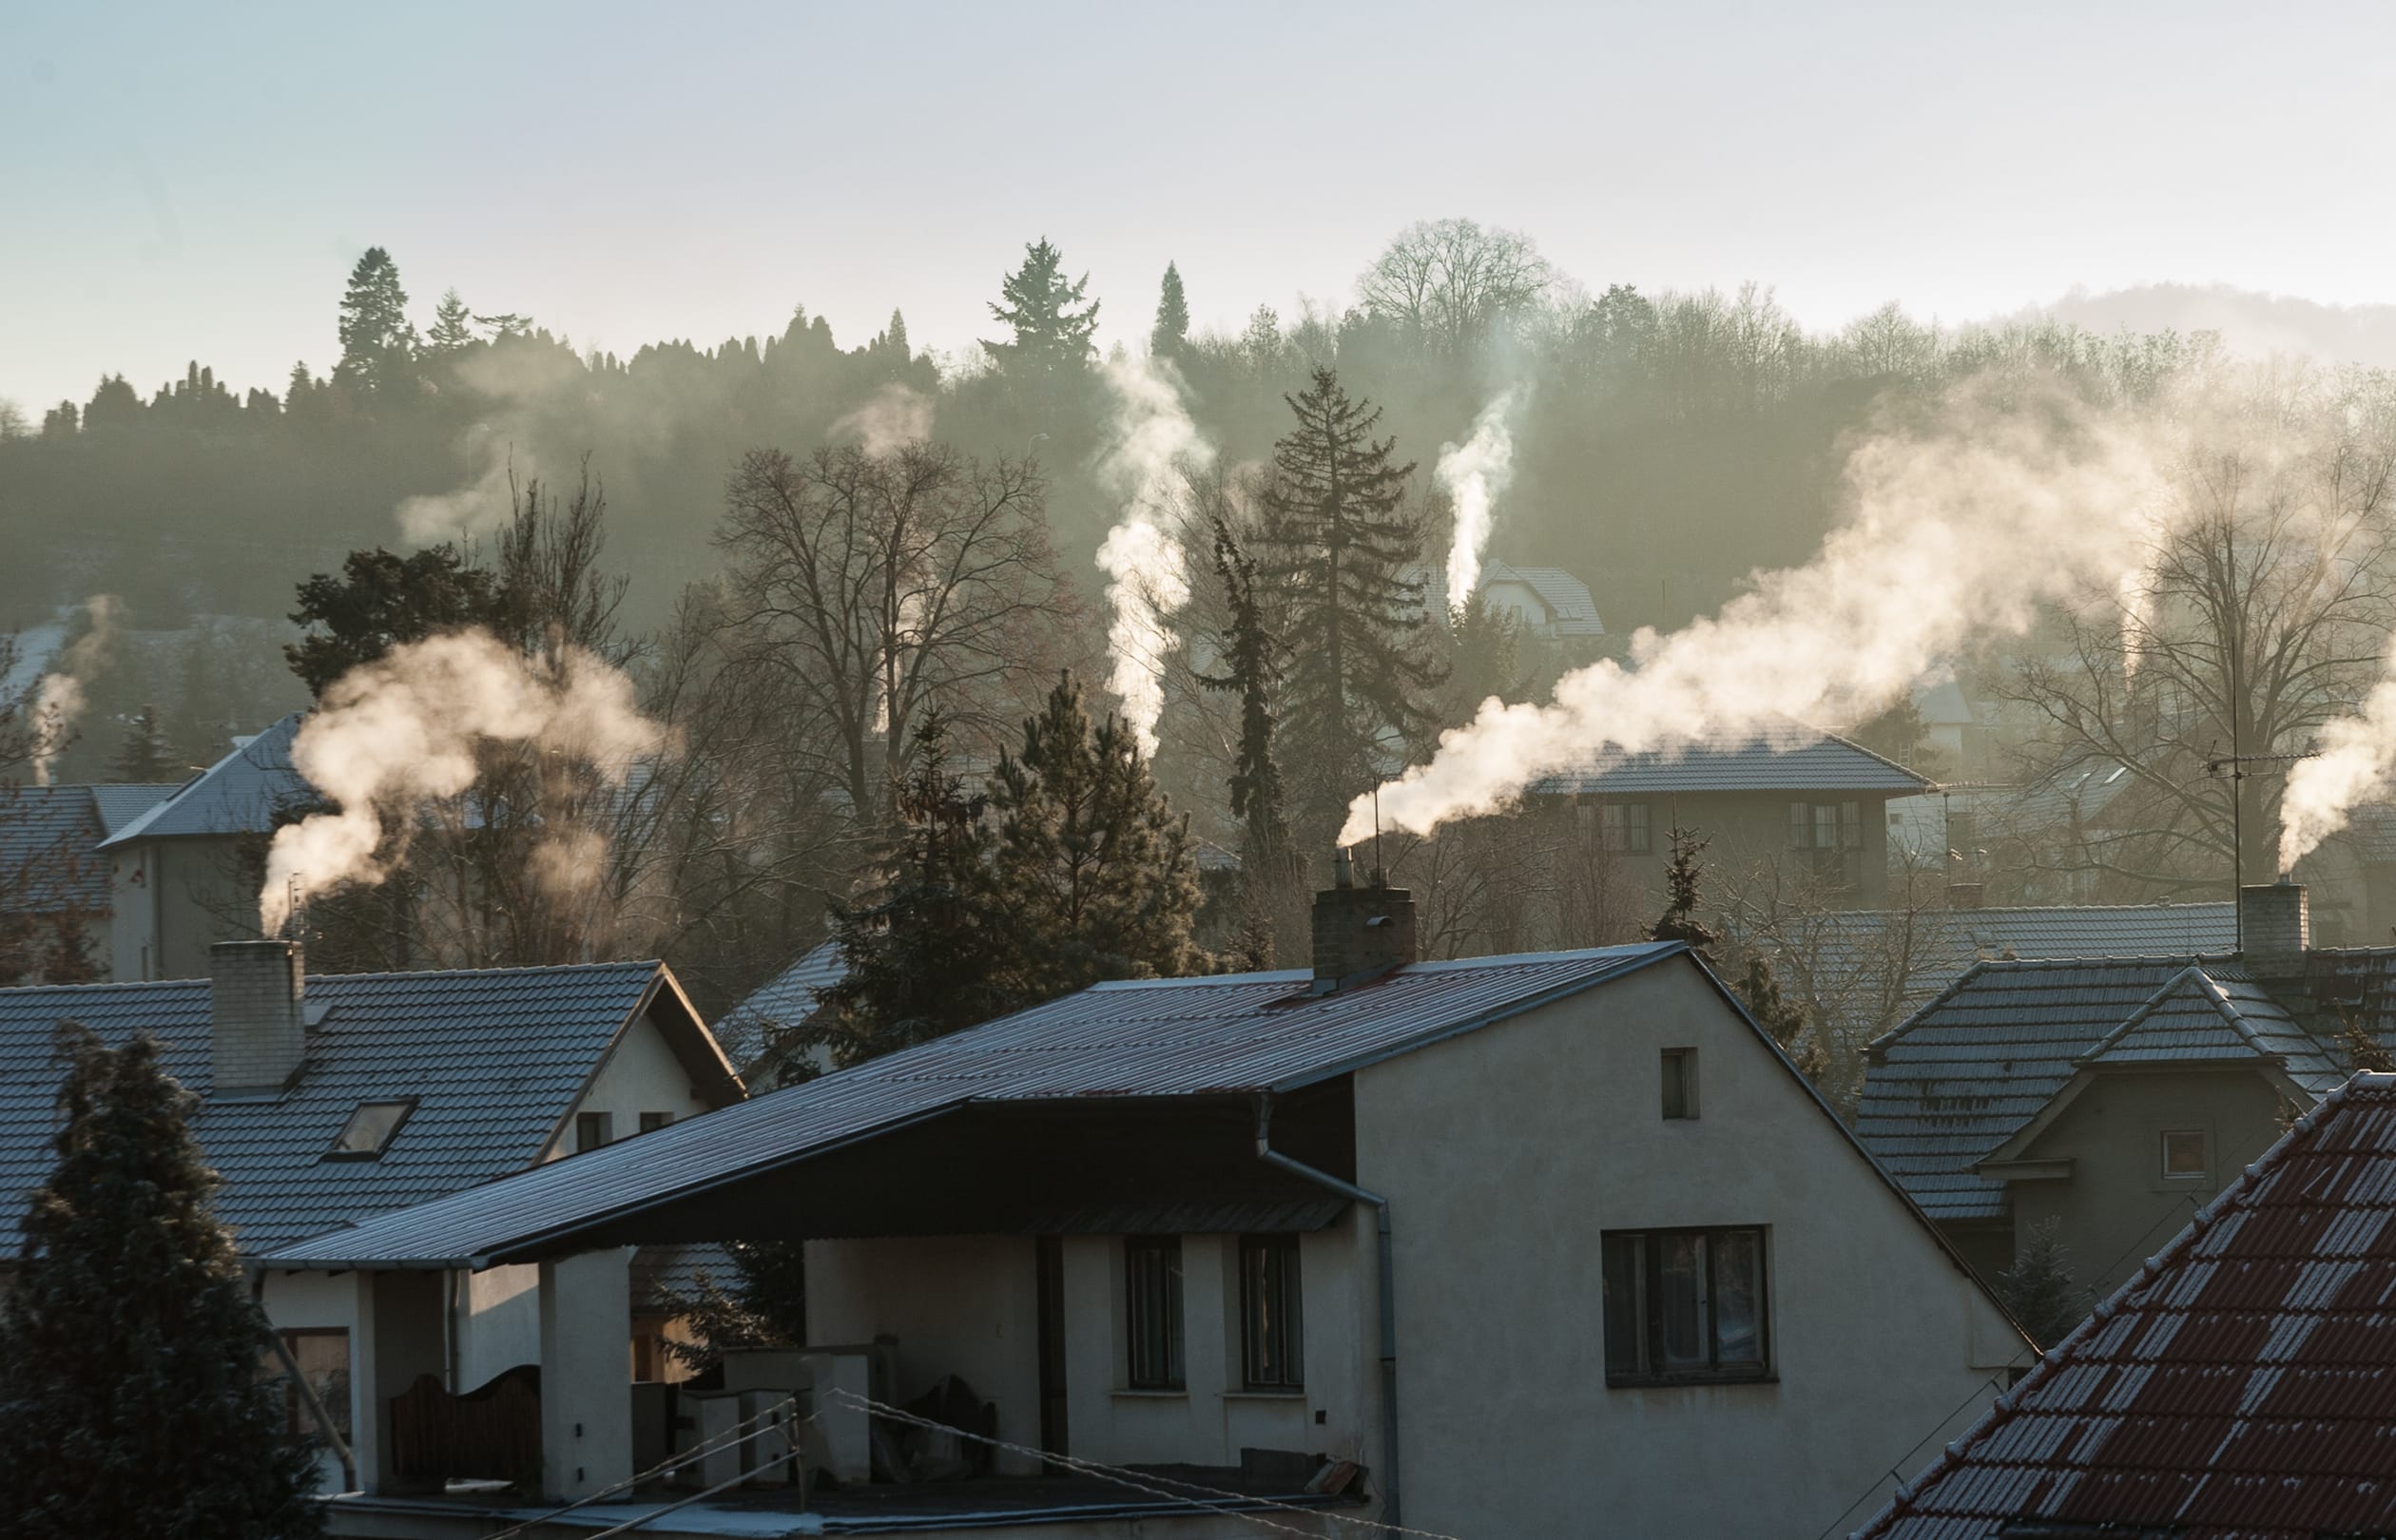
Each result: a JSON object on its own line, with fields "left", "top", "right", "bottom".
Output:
{"left": 259, "top": 629, "right": 666, "bottom": 934}
{"left": 1343, "top": 386, "right": 2169, "bottom": 846}
{"left": 1095, "top": 354, "right": 1215, "bottom": 757}
{"left": 832, "top": 384, "right": 936, "bottom": 455}
{"left": 1437, "top": 389, "right": 1523, "bottom": 606}
{"left": 29, "top": 595, "right": 119, "bottom": 786}
{"left": 2281, "top": 658, "right": 2396, "bottom": 871}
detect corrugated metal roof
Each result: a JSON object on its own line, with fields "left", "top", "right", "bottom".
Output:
{"left": 1857, "top": 1073, "right": 2396, "bottom": 1540}
{"left": 100, "top": 714, "right": 312, "bottom": 846}
{"left": 265, "top": 944, "right": 1686, "bottom": 1269}
{"left": 0, "top": 960, "right": 686, "bottom": 1254}
{"left": 1533, "top": 718, "right": 1932, "bottom": 796}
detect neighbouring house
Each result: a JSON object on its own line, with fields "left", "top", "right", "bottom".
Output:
{"left": 1417, "top": 559, "right": 1607, "bottom": 645}
{"left": 0, "top": 940, "right": 744, "bottom": 1490}
{"left": 264, "top": 858, "right": 2029, "bottom": 1540}
{"left": 0, "top": 780, "right": 179, "bottom": 979}
{"left": 714, "top": 936, "right": 844, "bottom": 1085}
{"left": 100, "top": 713, "right": 309, "bottom": 980}
{"left": 1856, "top": 881, "right": 2396, "bottom": 1307}
{"left": 1533, "top": 718, "right": 1933, "bottom": 910}
{"left": 1857, "top": 1070, "right": 2396, "bottom": 1540}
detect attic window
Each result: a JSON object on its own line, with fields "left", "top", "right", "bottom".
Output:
{"left": 325, "top": 1099, "right": 415, "bottom": 1161}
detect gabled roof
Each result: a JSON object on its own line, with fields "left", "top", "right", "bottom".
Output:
{"left": 1858, "top": 1073, "right": 2396, "bottom": 1540}
{"left": 714, "top": 939, "right": 846, "bottom": 1068}
{"left": 100, "top": 714, "right": 312, "bottom": 846}
{"left": 1533, "top": 717, "right": 1933, "bottom": 797}
{"left": 1480, "top": 561, "right": 1607, "bottom": 635}
{"left": 0, "top": 959, "right": 739, "bottom": 1254}
{"left": 265, "top": 945, "right": 1691, "bottom": 1269}
{"left": 0, "top": 784, "right": 177, "bottom": 911}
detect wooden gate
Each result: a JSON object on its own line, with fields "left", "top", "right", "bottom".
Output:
{"left": 390, "top": 1365, "right": 542, "bottom": 1490}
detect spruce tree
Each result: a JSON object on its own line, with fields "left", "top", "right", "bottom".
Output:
{"left": 0, "top": 1028, "right": 323, "bottom": 1538}
{"left": 983, "top": 238, "right": 1099, "bottom": 380}
{"left": 1150, "top": 261, "right": 1191, "bottom": 359}
{"left": 1993, "top": 1218, "right": 2089, "bottom": 1350}
{"left": 1196, "top": 512, "right": 1290, "bottom": 864}
{"left": 1649, "top": 826, "right": 1724, "bottom": 957}
{"left": 884, "top": 308, "right": 911, "bottom": 362}
{"left": 333, "top": 246, "right": 416, "bottom": 394}
{"left": 1256, "top": 367, "right": 1445, "bottom": 836}
{"left": 425, "top": 287, "right": 475, "bottom": 356}
{"left": 107, "top": 703, "right": 174, "bottom": 781}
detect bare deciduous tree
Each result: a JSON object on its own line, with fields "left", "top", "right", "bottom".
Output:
{"left": 1358, "top": 219, "right": 1556, "bottom": 356}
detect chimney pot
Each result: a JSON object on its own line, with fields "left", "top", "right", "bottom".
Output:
{"left": 1332, "top": 846, "right": 1356, "bottom": 891}
{"left": 210, "top": 938, "right": 305, "bottom": 1097}
{"left": 2239, "top": 882, "right": 2309, "bottom": 979}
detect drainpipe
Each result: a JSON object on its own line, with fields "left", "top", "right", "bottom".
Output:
{"left": 251, "top": 1265, "right": 357, "bottom": 1492}
{"left": 1253, "top": 1095, "right": 1401, "bottom": 1529}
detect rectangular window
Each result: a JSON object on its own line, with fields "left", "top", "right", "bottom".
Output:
{"left": 1788, "top": 800, "right": 1864, "bottom": 887}
{"left": 1660, "top": 1048, "right": 1698, "bottom": 1120}
{"left": 2162, "top": 1129, "right": 2209, "bottom": 1181}
{"left": 265, "top": 1327, "right": 353, "bottom": 1444}
{"left": 575, "top": 1111, "right": 612, "bottom": 1153}
{"left": 638, "top": 1111, "right": 674, "bottom": 1135}
{"left": 1240, "top": 1234, "right": 1304, "bottom": 1390}
{"left": 1602, "top": 1227, "right": 1770, "bottom": 1385}
{"left": 1124, "top": 1236, "right": 1185, "bottom": 1390}
{"left": 1600, "top": 801, "right": 1653, "bottom": 854}
{"left": 324, "top": 1099, "right": 415, "bottom": 1161}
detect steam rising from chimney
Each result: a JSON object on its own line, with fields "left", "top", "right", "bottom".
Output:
{"left": 2280, "top": 656, "right": 2396, "bottom": 871}
{"left": 29, "top": 595, "right": 118, "bottom": 786}
{"left": 1095, "top": 354, "right": 1215, "bottom": 757}
{"left": 1438, "top": 389, "right": 1522, "bottom": 606}
{"left": 259, "top": 628, "right": 665, "bottom": 934}
{"left": 832, "top": 384, "right": 936, "bottom": 455}
{"left": 1342, "top": 386, "right": 2169, "bottom": 846}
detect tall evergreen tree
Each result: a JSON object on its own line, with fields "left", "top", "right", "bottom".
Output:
{"left": 1150, "top": 261, "right": 1190, "bottom": 359}
{"left": 0, "top": 1028, "right": 323, "bottom": 1538}
{"left": 425, "top": 287, "right": 475, "bottom": 356}
{"left": 106, "top": 703, "right": 174, "bottom": 781}
{"left": 1196, "top": 512, "right": 1289, "bottom": 862}
{"left": 884, "top": 307, "right": 911, "bottom": 362}
{"left": 1255, "top": 367, "right": 1444, "bottom": 834}
{"left": 334, "top": 246, "right": 417, "bottom": 394}
{"left": 983, "top": 238, "right": 1099, "bottom": 380}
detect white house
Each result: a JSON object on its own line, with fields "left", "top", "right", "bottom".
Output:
{"left": 267, "top": 859, "right": 2031, "bottom": 1539}
{"left": 0, "top": 780, "right": 180, "bottom": 977}
{"left": 0, "top": 939, "right": 744, "bottom": 1491}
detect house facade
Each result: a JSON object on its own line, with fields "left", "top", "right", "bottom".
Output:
{"left": 0, "top": 781, "right": 179, "bottom": 978}
{"left": 266, "top": 864, "right": 2028, "bottom": 1540}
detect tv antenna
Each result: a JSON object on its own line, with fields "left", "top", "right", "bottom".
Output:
{"left": 2203, "top": 745, "right": 2318, "bottom": 949}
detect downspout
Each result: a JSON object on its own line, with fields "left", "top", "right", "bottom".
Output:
{"left": 1254, "top": 1094, "right": 1400, "bottom": 1529}
{"left": 250, "top": 1265, "right": 357, "bottom": 1492}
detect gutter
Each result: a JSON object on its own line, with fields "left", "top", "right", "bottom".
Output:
{"left": 1253, "top": 1094, "right": 1401, "bottom": 1530}
{"left": 250, "top": 1266, "right": 357, "bottom": 1492}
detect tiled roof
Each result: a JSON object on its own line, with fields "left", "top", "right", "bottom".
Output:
{"left": 714, "top": 939, "right": 846, "bottom": 1067}
{"left": 1533, "top": 718, "right": 1933, "bottom": 797}
{"left": 267, "top": 945, "right": 1691, "bottom": 1268}
{"left": 0, "top": 960, "right": 696, "bottom": 1255}
{"left": 0, "top": 784, "right": 179, "bottom": 910}
{"left": 1763, "top": 902, "right": 2238, "bottom": 1011}
{"left": 100, "top": 714, "right": 313, "bottom": 846}
{"left": 1858, "top": 1073, "right": 2396, "bottom": 1540}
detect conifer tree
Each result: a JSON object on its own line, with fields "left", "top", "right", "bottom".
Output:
{"left": 334, "top": 246, "right": 417, "bottom": 394}
{"left": 0, "top": 1028, "right": 323, "bottom": 1538}
{"left": 1993, "top": 1217, "right": 2088, "bottom": 1350}
{"left": 1256, "top": 367, "right": 1444, "bottom": 835}
{"left": 1197, "top": 512, "right": 1290, "bottom": 862}
{"left": 1649, "top": 828, "right": 1826, "bottom": 1079}
{"left": 106, "top": 703, "right": 174, "bottom": 781}
{"left": 884, "top": 308, "right": 911, "bottom": 362}
{"left": 425, "top": 287, "right": 476, "bottom": 356}
{"left": 983, "top": 238, "right": 1100, "bottom": 380}
{"left": 1649, "top": 826, "right": 1724, "bottom": 957}
{"left": 1150, "top": 261, "right": 1191, "bottom": 359}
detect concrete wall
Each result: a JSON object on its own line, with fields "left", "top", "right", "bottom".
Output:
{"left": 537, "top": 1249, "right": 634, "bottom": 1500}
{"left": 538, "top": 1004, "right": 716, "bottom": 1162}
{"left": 108, "top": 835, "right": 251, "bottom": 981}
{"left": 2007, "top": 1067, "right": 2286, "bottom": 1300}
{"left": 1353, "top": 955, "right": 2024, "bottom": 1540}
{"left": 263, "top": 1269, "right": 371, "bottom": 1492}
{"left": 454, "top": 1262, "right": 542, "bottom": 1390}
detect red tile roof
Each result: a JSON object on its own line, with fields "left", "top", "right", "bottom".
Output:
{"left": 1857, "top": 1071, "right": 2396, "bottom": 1540}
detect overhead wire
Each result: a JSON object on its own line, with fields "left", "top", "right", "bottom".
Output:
{"left": 474, "top": 1391, "right": 801, "bottom": 1540}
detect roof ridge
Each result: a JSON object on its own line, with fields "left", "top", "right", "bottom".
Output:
{"left": 2075, "top": 966, "right": 2251, "bottom": 1066}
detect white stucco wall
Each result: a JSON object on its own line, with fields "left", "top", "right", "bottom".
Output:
{"left": 108, "top": 836, "right": 252, "bottom": 982}
{"left": 539, "top": 1005, "right": 715, "bottom": 1162}
{"left": 261, "top": 1269, "right": 371, "bottom": 1492}
{"left": 1352, "top": 955, "right": 2028, "bottom": 1540}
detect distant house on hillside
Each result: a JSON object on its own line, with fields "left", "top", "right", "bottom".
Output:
{"left": 0, "top": 781, "right": 179, "bottom": 979}
{"left": 715, "top": 936, "right": 845, "bottom": 1083}
{"left": 1418, "top": 560, "right": 1607, "bottom": 644}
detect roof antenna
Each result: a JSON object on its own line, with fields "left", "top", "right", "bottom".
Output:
{"left": 1372, "top": 782, "right": 1385, "bottom": 886}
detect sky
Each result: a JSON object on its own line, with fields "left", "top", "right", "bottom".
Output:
{"left": 6, "top": 0, "right": 2395, "bottom": 413}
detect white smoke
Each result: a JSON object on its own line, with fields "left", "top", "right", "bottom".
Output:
{"left": 29, "top": 595, "right": 119, "bottom": 786}
{"left": 1343, "top": 386, "right": 2170, "bottom": 846}
{"left": 259, "top": 629, "right": 666, "bottom": 934}
{"left": 833, "top": 384, "right": 936, "bottom": 455}
{"left": 1095, "top": 354, "right": 1215, "bottom": 757}
{"left": 397, "top": 430, "right": 518, "bottom": 544}
{"left": 1437, "top": 389, "right": 1523, "bottom": 607}
{"left": 2282, "top": 656, "right": 2396, "bottom": 871}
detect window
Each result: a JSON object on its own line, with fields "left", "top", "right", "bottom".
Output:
{"left": 2162, "top": 1129, "right": 2209, "bottom": 1181}
{"left": 1789, "top": 800, "right": 1863, "bottom": 887}
{"left": 1603, "top": 1227, "right": 1769, "bottom": 1384}
{"left": 1124, "top": 1236, "right": 1185, "bottom": 1390}
{"left": 324, "top": 1099, "right": 415, "bottom": 1161}
{"left": 1660, "top": 1049, "right": 1698, "bottom": 1120}
{"left": 1602, "top": 801, "right": 1652, "bottom": 854}
{"left": 263, "top": 1328, "right": 352, "bottom": 1444}
{"left": 1240, "top": 1234, "right": 1304, "bottom": 1390}
{"left": 575, "top": 1111, "right": 613, "bottom": 1152}
{"left": 638, "top": 1111, "right": 675, "bottom": 1135}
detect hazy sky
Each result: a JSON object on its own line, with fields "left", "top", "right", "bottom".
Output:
{"left": 7, "top": 1, "right": 2393, "bottom": 413}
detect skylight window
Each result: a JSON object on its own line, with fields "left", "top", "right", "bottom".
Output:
{"left": 325, "top": 1099, "right": 415, "bottom": 1161}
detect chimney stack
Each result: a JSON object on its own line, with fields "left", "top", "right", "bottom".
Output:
{"left": 210, "top": 939, "right": 305, "bottom": 1097}
{"left": 1312, "top": 847, "right": 1417, "bottom": 992}
{"left": 1944, "top": 881, "right": 1986, "bottom": 911}
{"left": 2239, "top": 881, "right": 2309, "bottom": 980}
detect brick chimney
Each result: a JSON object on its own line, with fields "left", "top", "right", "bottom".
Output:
{"left": 2239, "top": 881, "right": 2309, "bottom": 980}
{"left": 210, "top": 939, "right": 305, "bottom": 1097}
{"left": 1944, "top": 881, "right": 1986, "bottom": 911}
{"left": 1312, "top": 848, "right": 1418, "bottom": 992}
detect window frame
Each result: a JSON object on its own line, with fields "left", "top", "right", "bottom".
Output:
{"left": 322, "top": 1098, "right": 417, "bottom": 1162}
{"left": 574, "top": 1110, "right": 613, "bottom": 1153}
{"left": 2160, "top": 1128, "right": 2209, "bottom": 1183}
{"left": 1601, "top": 1225, "right": 1772, "bottom": 1387}
{"left": 638, "top": 1110, "right": 675, "bottom": 1135}
{"left": 1123, "top": 1235, "right": 1187, "bottom": 1391}
{"left": 1600, "top": 800, "right": 1653, "bottom": 855}
{"left": 1660, "top": 1048, "right": 1698, "bottom": 1120}
{"left": 1788, "top": 799, "right": 1864, "bottom": 887}
{"left": 266, "top": 1326, "right": 353, "bottom": 1444}
{"left": 1238, "top": 1233, "right": 1305, "bottom": 1391}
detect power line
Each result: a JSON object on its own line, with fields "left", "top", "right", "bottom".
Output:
{"left": 475, "top": 1392, "right": 800, "bottom": 1540}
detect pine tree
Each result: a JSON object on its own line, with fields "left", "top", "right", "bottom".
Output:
{"left": 983, "top": 238, "right": 1100, "bottom": 380}
{"left": 1150, "top": 261, "right": 1191, "bottom": 359}
{"left": 884, "top": 308, "right": 911, "bottom": 362}
{"left": 425, "top": 287, "right": 476, "bottom": 356}
{"left": 1649, "top": 826, "right": 1724, "bottom": 958}
{"left": 1196, "top": 512, "right": 1290, "bottom": 862}
{"left": 334, "top": 246, "right": 417, "bottom": 394}
{"left": 1734, "top": 954, "right": 1825, "bottom": 1078}
{"left": 988, "top": 671, "right": 1205, "bottom": 1002}
{"left": 106, "top": 704, "right": 174, "bottom": 781}
{"left": 1993, "top": 1218, "right": 2089, "bottom": 1350}
{"left": 1256, "top": 367, "right": 1445, "bottom": 836}
{"left": 0, "top": 1028, "right": 324, "bottom": 1538}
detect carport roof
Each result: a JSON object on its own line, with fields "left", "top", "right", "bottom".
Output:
{"left": 265, "top": 943, "right": 1685, "bottom": 1270}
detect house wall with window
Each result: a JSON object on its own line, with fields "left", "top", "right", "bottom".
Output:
{"left": 1559, "top": 789, "right": 1897, "bottom": 909}
{"left": 1352, "top": 955, "right": 2023, "bottom": 1540}
{"left": 107, "top": 834, "right": 250, "bottom": 981}
{"left": 538, "top": 1005, "right": 715, "bottom": 1164}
